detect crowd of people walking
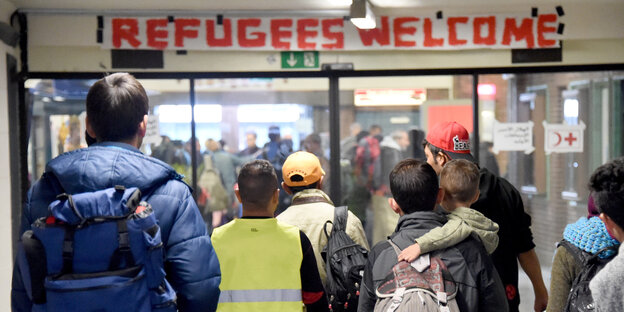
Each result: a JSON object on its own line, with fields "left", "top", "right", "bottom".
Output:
{"left": 11, "top": 73, "right": 624, "bottom": 312}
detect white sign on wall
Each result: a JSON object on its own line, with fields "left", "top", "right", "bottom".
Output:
{"left": 492, "top": 120, "right": 535, "bottom": 154}
{"left": 543, "top": 121, "right": 585, "bottom": 154}
{"left": 143, "top": 115, "right": 162, "bottom": 145}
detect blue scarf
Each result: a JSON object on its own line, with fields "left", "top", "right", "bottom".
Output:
{"left": 563, "top": 217, "right": 619, "bottom": 259}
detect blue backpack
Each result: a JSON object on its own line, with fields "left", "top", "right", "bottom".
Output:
{"left": 18, "top": 186, "right": 177, "bottom": 312}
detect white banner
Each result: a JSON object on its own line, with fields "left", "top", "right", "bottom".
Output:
{"left": 103, "top": 13, "right": 562, "bottom": 51}
{"left": 492, "top": 120, "right": 535, "bottom": 154}
{"left": 143, "top": 115, "right": 162, "bottom": 145}
{"left": 543, "top": 121, "right": 585, "bottom": 154}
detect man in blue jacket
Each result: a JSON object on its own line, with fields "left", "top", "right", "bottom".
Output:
{"left": 11, "top": 73, "right": 221, "bottom": 311}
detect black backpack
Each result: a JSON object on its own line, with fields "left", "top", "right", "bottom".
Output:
{"left": 322, "top": 206, "right": 368, "bottom": 311}
{"left": 560, "top": 240, "right": 618, "bottom": 312}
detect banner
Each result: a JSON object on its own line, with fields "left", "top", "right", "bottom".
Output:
{"left": 103, "top": 13, "right": 562, "bottom": 51}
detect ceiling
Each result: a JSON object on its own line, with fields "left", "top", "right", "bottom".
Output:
{"left": 8, "top": 0, "right": 622, "bottom": 15}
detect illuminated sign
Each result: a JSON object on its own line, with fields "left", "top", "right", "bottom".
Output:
{"left": 354, "top": 89, "right": 426, "bottom": 106}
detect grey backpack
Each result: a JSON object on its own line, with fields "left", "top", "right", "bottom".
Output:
{"left": 374, "top": 240, "right": 460, "bottom": 312}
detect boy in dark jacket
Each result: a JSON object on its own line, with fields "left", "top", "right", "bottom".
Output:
{"left": 357, "top": 159, "right": 508, "bottom": 312}
{"left": 11, "top": 73, "right": 221, "bottom": 312}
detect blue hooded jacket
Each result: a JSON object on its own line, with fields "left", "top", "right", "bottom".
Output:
{"left": 11, "top": 142, "right": 221, "bottom": 312}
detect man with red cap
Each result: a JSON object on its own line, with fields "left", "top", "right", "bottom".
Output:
{"left": 422, "top": 121, "right": 548, "bottom": 312}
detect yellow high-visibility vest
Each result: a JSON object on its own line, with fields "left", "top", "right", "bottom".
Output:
{"left": 212, "top": 218, "right": 304, "bottom": 311}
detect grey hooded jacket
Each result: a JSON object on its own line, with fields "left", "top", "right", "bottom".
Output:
{"left": 357, "top": 210, "right": 508, "bottom": 312}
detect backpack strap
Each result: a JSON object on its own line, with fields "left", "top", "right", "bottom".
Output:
{"left": 333, "top": 206, "right": 348, "bottom": 232}
{"left": 21, "top": 231, "right": 47, "bottom": 304}
{"left": 387, "top": 239, "right": 403, "bottom": 257}
{"left": 108, "top": 219, "right": 136, "bottom": 270}
{"left": 323, "top": 206, "right": 349, "bottom": 239}
{"left": 559, "top": 239, "right": 609, "bottom": 265}
{"left": 60, "top": 226, "right": 75, "bottom": 275}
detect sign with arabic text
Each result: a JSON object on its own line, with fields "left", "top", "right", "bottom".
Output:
{"left": 492, "top": 120, "right": 535, "bottom": 154}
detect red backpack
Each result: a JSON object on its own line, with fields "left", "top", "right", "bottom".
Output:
{"left": 355, "top": 136, "right": 380, "bottom": 188}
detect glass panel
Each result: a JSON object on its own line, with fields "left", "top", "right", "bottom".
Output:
{"left": 26, "top": 78, "right": 191, "bottom": 188}
{"left": 194, "top": 78, "right": 329, "bottom": 229}
{"left": 139, "top": 79, "right": 192, "bottom": 183}
{"left": 338, "top": 75, "right": 473, "bottom": 246}
{"left": 27, "top": 79, "right": 94, "bottom": 180}
{"left": 490, "top": 71, "right": 624, "bottom": 269}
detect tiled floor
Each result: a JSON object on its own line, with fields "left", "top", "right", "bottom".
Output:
{"left": 518, "top": 265, "right": 552, "bottom": 312}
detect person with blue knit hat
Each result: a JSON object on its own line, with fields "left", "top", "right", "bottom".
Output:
{"left": 545, "top": 194, "right": 620, "bottom": 312}
{"left": 588, "top": 157, "right": 624, "bottom": 312}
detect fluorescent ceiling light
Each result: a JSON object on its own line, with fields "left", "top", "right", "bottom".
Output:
{"left": 330, "top": 0, "right": 353, "bottom": 5}
{"left": 354, "top": 89, "right": 426, "bottom": 106}
{"left": 237, "top": 104, "right": 301, "bottom": 123}
{"left": 156, "top": 104, "right": 222, "bottom": 123}
{"left": 350, "top": 0, "right": 376, "bottom": 29}
{"left": 390, "top": 117, "right": 410, "bottom": 124}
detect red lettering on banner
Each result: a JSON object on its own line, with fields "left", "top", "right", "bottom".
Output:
{"left": 473, "top": 16, "right": 496, "bottom": 45}
{"left": 206, "top": 19, "right": 233, "bottom": 47}
{"left": 448, "top": 17, "right": 468, "bottom": 46}
{"left": 394, "top": 17, "right": 419, "bottom": 47}
{"left": 357, "top": 16, "right": 390, "bottom": 46}
{"left": 271, "top": 19, "right": 292, "bottom": 49}
{"left": 321, "top": 19, "right": 344, "bottom": 49}
{"left": 423, "top": 18, "right": 443, "bottom": 47}
{"left": 297, "top": 19, "right": 318, "bottom": 50}
{"left": 237, "top": 19, "right": 266, "bottom": 47}
{"left": 537, "top": 14, "right": 557, "bottom": 47}
{"left": 174, "top": 18, "right": 200, "bottom": 47}
{"left": 112, "top": 18, "right": 141, "bottom": 48}
{"left": 146, "top": 19, "right": 168, "bottom": 49}
{"left": 502, "top": 18, "right": 534, "bottom": 48}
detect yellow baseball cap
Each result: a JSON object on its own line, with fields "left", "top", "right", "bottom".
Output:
{"left": 282, "top": 151, "right": 325, "bottom": 187}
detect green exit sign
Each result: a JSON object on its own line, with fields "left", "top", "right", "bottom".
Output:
{"left": 281, "top": 51, "right": 319, "bottom": 69}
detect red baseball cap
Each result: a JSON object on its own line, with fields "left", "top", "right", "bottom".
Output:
{"left": 426, "top": 121, "right": 474, "bottom": 161}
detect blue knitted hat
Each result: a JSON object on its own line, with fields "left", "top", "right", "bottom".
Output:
{"left": 563, "top": 217, "right": 619, "bottom": 259}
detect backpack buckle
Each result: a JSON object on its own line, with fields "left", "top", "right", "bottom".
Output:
{"left": 386, "top": 287, "right": 405, "bottom": 312}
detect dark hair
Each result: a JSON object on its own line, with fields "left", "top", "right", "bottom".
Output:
{"left": 423, "top": 139, "right": 447, "bottom": 164}
{"left": 288, "top": 181, "right": 319, "bottom": 195}
{"left": 237, "top": 160, "right": 279, "bottom": 208}
{"left": 356, "top": 130, "right": 369, "bottom": 142}
{"left": 589, "top": 157, "right": 624, "bottom": 229}
{"left": 389, "top": 159, "right": 439, "bottom": 214}
{"left": 440, "top": 159, "right": 480, "bottom": 203}
{"left": 268, "top": 125, "right": 280, "bottom": 142}
{"left": 86, "top": 73, "right": 149, "bottom": 142}
{"left": 304, "top": 133, "right": 321, "bottom": 144}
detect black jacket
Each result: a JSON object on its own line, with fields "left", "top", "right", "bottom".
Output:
{"left": 358, "top": 211, "right": 509, "bottom": 312}
{"left": 471, "top": 168, "right": 534, "bottom": 310}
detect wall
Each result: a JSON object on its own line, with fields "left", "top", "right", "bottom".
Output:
{"left": 0, "top": 0, "right": 16, "bottom": 309}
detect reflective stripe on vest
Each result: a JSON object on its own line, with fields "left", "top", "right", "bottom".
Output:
{"left": 218, "top": 289, "right": 302, "bottom": 303}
